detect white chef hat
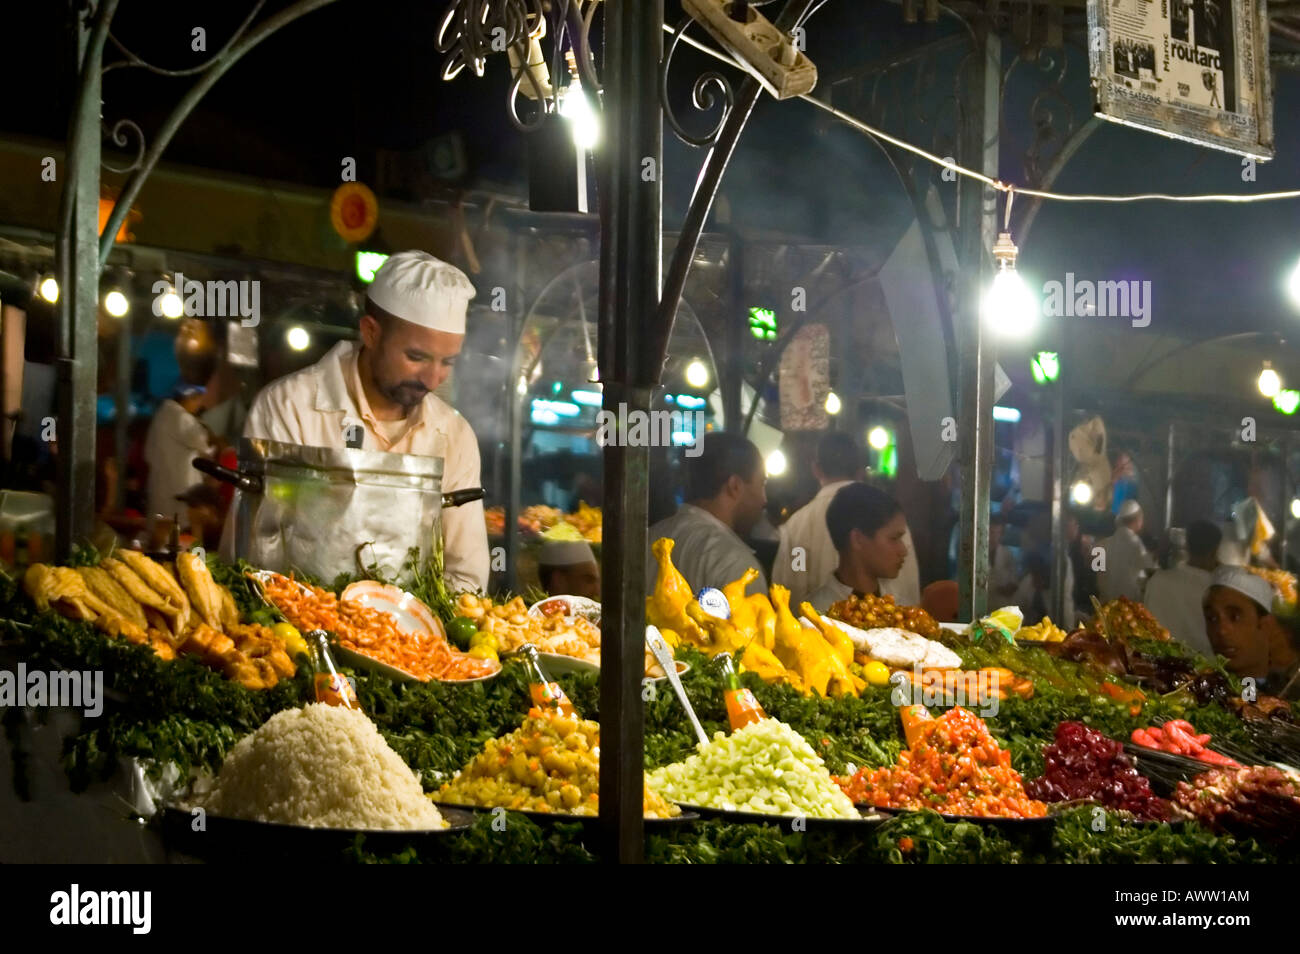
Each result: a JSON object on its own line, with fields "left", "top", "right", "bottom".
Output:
{"left": 1208, "top": 565, "right": 1277, "bottom": 614}
{"left": 1118, "top": 499, "right": 1142, "bottom": 519}
{"left": 537, "top": 540, "right": 597, "bottom": 567}
{"left": 367, "top": 251, "right": 476, "bottom": 334}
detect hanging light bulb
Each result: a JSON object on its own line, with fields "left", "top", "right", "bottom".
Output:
{"left": 37, "top": 275, "right": 59, "bottom": 304}
{"left": 286, "top": 326, "right": 311, "bottom": 351}
{"left": 867, "top": 426, "right": 891, "bottom": 450}
{"left": 1287, "top": 257, "right": 1300, "bottom": 310}
{"left": 1070, "top": 481, "right": 1093, "bottom": 505}
{"left": 103, "top": 289, "right": 130, "bottom": 318}
{"left": 159, "top": 281, "right": 184, "bottom": 319}
{"left": 685, "top": 359, "right": 709, "bottom": 389}
{"left": 766, "top": 449, "right": 787, "bottom": 476}
{"left": 1291, "top": 498, "right": 1300, "bottom": 520}
{"left": 983, "top": 230, "right": 1037, "bottom": 337}
{"left": 1258, "top": 361, "right": 1282, "bottom": 398}
{"left": 824, "top": 391, "right": 841, "bottom": 415}
{"left": 559, "top": 51, "right": 599, "bottom": 151}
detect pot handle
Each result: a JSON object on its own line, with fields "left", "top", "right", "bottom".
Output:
{"left": 192, "top": 457, "right": 264, "bottom": 495}
{"left": 442, "top": 487, "right": 486, "bottom": 508}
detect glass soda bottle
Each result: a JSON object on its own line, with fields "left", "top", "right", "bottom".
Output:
{"left": 716, "top": 652, "right": 766, "bottom": 731}
{"left": 309, "top": 630, "right": 359, "bottom": 709}
{"left": 519, "top": 644, "right": 576, "bottom": 717}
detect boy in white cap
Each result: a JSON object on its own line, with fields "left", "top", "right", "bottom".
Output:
{"left": 537, "top": 540, "right": 601, "bottom": 601}
{"left": 1097, "top": 499, "right": 1153, "bottom": 602}
{"left": 240, "top": 251, "right": 488, "bottom": 592}
{"left": 1202, "top": 566, "right": 1282, "bottom": 682}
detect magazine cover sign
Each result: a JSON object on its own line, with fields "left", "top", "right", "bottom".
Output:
{"left": 1089, "top": 0, "right": 1273, "bottom": 159}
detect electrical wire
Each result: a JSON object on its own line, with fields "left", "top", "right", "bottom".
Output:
{"left": 663, "top": 22, "right": 1300, "bottom": 205}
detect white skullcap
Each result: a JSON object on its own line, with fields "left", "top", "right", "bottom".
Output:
{"left": 367, "top": 251, "right": 476, "bottom": 334}
{"left": 1118, "top": 499, "right": 1142, "bottom": 519}
{"left": 537, "top": 540, "right": 597, "bottom": 567}
{"left": 1208, "top": 565, "right": 1276, "bottom": 613}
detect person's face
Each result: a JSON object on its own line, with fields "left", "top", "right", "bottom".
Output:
{"left": 855, "top": 511, "right": 909, "bottom": 580}
{"left": 1203, "top": 586, "right": 1270, "bottom": 675}
{"left": 730, "top": 466, "right": 767, "bottom": 536}
{"left": 989, "top": 522, "right": 1004, "bottom": 550}
{"left": 551, "top": 561, "right": 602, "bottom": 601}
{"left": 360, "top": 314, "right": 463, "bottom": 409}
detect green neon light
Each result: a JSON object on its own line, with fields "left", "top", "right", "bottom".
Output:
{"left": 1274, "top": 389, "right": 1300, "bottom": 415}
{"left": 1032, "top": 351, "right": 1059, "bottom": 384}
{"left": 748, "top": 306, "right": 778, "bottom": 341}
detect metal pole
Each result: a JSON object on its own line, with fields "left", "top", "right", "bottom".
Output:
{"left": 1164, "top": 421, "right": 1176, "bottom": 534}
{"left": 596, "top": 0, "right": 662, "bottom": 865}
{"left": 723, "top": 228, "right": 744, "bottom": 431}
{"left": 1051, "top": 321, "right": 1068, "bottom": 623}
{"left": 113, "top": 312, "right": 130, "bottom": 513}
{"left": 506, "top": 231, "right": 524, "bottom": 594}
{"left": 55, "top": 0, "right": 116, "bottom": 559}
{"left": 955, "top": 24, "right": 1000, "bottom": 623}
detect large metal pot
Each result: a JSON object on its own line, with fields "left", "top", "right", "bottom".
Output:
{"left": 200, "top": 438, "right": 483, "bottom": 584}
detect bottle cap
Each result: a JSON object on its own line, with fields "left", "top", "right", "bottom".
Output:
{"left": 696, "top": 587, "right": 730, "bottom": 619}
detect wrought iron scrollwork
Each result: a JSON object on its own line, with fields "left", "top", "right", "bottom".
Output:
{"left": 661, "top": 16, "right": 735, "bottom": 148}
{"left": 1001, "top": 45, "right": 1079, "bottom": 190}
{"left": 100, "top": 118, "right": 145, "bottom": 173}
{"left": 436, "top": 0, "right": 602, "bottom": 134}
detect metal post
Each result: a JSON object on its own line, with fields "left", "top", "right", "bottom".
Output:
{"left": 113, "top": 313, "right": 130, "bottom": 512}
{"left": 596, "top": 0, "right": 662, "bottom": 865}
{"left": 955, "top": 25, "right": 1000, "bottom": 622}
{"left": 723, "top": 229, "right": 744, "bottom": 430}
{"left": 506, "top": 231, "right": 525, "bottom": 593}
{"left": 1051, "top": 321, "right": 1068, "bottom": 623}
{"left": 55, "top": 1, "right": 116, "bottom": 558}
{"left": 1164, "top": 421, "right": 1176, "bottom": 534}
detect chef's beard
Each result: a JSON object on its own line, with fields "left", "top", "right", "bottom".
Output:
{"left": 378, "top": 380, "right": 429, "bottom": 409}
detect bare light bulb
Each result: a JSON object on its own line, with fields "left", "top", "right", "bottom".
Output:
{"left": 1258, "top": 364, "right": 1282, "bottom": 398}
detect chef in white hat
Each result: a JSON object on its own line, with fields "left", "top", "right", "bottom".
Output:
{"left": 239, "top": 251, "right": 488, "bottom": 592}
{"left": 1096, "top": 498, "right": 1154, "bottom": 602}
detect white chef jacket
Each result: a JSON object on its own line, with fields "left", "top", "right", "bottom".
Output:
{"left": 647, "top": 503, "right": 767, "bottom": 597}
{"left": 1142, "top": 563, "right": 1214, "bottom": 658}
{"left": 145, "top": 399, "right": 215, "bottom": 520}
{"left": 772, "top": 479, "right": 920, "bottom": 607}
{"left": 236, "top": 340, "right": 489, "bottom": 593}
{"left": 1097, "top": 525, "right": 1152, "bottom": 602}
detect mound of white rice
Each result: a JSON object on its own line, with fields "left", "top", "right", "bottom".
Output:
{"left": 199, "top": 704, "right": 444, "bottom": 830}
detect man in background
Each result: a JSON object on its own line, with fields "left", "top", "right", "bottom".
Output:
{"left": 144, "top": 383, "right": 218, "bottom": 525}
{"left": 647, "top": 432, "right": 768, "bottom": 596}
{"left": 1097, "top": 499, "right": 1153, "bottom": 601}
{"left": 1144, "top": 520, "right": 1220, "bottom": 657}
{"left": 773, "top": 432, "right": 861, "bottom": 606}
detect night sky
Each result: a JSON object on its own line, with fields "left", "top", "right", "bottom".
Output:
{"left": 3, "top": 0, "right": 1298, "bottom": 338}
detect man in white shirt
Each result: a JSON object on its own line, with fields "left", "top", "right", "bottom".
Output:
{"left": 144, "top": 384, "right": 216, "bottom": 522}
{"left": 1144, "top": 520, "right": 1220, "bottom": 657}
{"left": 773, "top": 432, "right": 921, "bottom": 606}
{"left": 806, "top": 483, "right": 909, "bottom": 612}
{"left": 1097, "top": 499, "right": 1154, "bottom": 602}
{"left": 647, "top": 433, "right": 768, "bottom": 597}
{"left": 235, "top": 251, "right": 488, "bottom": 593}
{"left": 772, "top": 432, "right": 860, "bottom": 606}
